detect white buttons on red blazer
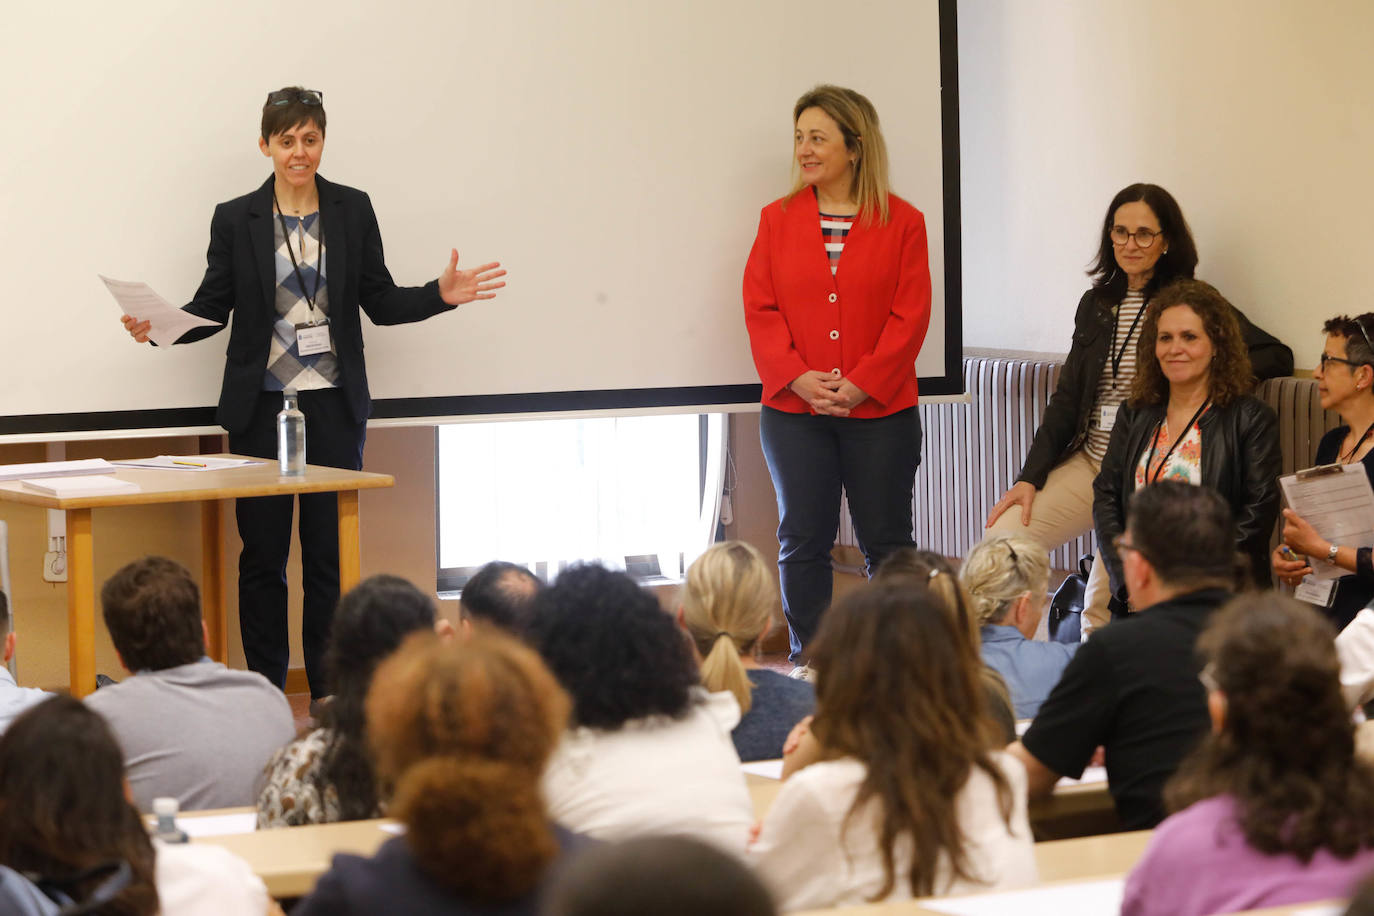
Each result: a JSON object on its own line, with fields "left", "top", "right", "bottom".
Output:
{"left": 827, "top": 293, "right": 837, "bottom": 303}
{"left": 829, "top": 330, "right": 839, "bottom": 340}
{"left": 831, "top": 368, "right": 842, "bottom": 377}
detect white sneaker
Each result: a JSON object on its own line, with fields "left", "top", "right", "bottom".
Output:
{"left": 788, "top": 665, "right": 816, "bottom": 683}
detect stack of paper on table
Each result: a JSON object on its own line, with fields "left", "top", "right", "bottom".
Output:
{"left": 21, "top": 476, "right": 140, "bottom": 497}
{"left": 112, "top": 456, "right": 264, "bottom": 471}
{"left": 0, "top": 458, "right": 116, "bottom": 481}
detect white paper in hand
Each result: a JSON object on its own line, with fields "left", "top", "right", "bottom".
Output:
{"left": 100, "top": 275, "right": 221, "bottom": 346}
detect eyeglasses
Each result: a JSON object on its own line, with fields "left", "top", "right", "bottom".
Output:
{"left": 1112, "top": 534, "right": 1147, "bottom": 561}
{"left": 266, "top": 89, "right": 324, "bottom": 107}
{"left": 1110, "top": 225, "right": 1161, "bottom": 249}
{"left": 1319, "top": 352, "right": 1368, "bottom": 370}
{"left": 1356, "top": 315, "right": 1374, "bottom": 358}
{"left": 1198, "top": 662, "right": 1219, "bottom": 693}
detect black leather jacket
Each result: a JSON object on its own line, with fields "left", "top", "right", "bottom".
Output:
{"left": 1091, "top": 395, "right": 1281, "bottom": 601}
{"left": 1017, "top": 288, "right": 1294, "bottom": 489}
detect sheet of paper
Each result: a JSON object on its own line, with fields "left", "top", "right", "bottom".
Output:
{"left": 1280, "top": 464, "right": 1374, "bottom": 580}
{"left": 143, "top": 811, "right": 257, "bottom": 837}
{"left": 740, "top": 759, "right": 783, "bottom": 779}
{"left": 922, "top": 878, "right": 1124, "bottom": 916}
{"left": 100, "top": 274, "right": 220, "bottom": 346}
{"left": 112, "top": 456, "right": 265, "bottom": 471}
{"left": 0, "top": 458, "right": 115, "bottom": 481}
{"left": 1061, "top": 765, "right": 1107, "bottom": 787}
{"left": 20, "top": 475, "right": 140, "bottom": 497}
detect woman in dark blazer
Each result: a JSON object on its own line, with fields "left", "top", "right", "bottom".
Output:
{"left": 742, "top": 85, "right": 931, "bottom": 673}
{"left": 122, "top": 87, "right": 505, "bottom": 699}
{"left": 1093, "top": 279, "right": 1281, "bottom": 615}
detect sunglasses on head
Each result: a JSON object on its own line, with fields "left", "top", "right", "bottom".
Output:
{"left": 266, "top": 89, "right": 324, "bottom": 107}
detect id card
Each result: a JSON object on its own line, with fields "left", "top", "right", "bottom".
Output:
{"left": 1294, "top": 575, "right": 1337, "bottom": 608}
{"left": 295, "top": 322, "right": 332, "bottom": 356}
{"left": 1099, "top": 404, "right": 1119, "bottom": 432}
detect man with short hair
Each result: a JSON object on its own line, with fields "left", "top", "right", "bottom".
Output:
{"left": 459, "top": 561, "right": 544, "bottom": 637}
{"left": 0, "top": 590, "right": 53, "bottom": 734}
{"left": 1009, "top": 481, "right": 1238, "bottom": 830}
{"left": 85, "top": 556, "right": 295, "bottom": 812}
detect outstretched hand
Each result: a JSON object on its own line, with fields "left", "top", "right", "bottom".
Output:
{"left": 438, "top": 249, "right": 507, "bottom": 306}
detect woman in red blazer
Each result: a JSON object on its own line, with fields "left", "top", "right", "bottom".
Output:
{"left": 743, "top": 85, "right": 931, "bottom": 672}
{"left": 121, "top": 88, "right": 505, "bottom": 700}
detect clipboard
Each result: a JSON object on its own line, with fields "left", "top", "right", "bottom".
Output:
{"left": 1279, "top": 463, "right": 1374, "bottom": 581}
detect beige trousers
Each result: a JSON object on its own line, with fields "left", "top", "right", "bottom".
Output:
{"left": 986, "top": 449, "right": 1114, "bottom": 636}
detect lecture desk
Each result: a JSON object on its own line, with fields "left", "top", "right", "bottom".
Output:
{"left": 0, "top": 456, "right": 393, "bottom": 696}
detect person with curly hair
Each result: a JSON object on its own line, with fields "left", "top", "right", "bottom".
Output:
{"left": 678, "top": 541, "right": 813, "bottom": 761}
{"left": 0, "top": 696, "right": 279, "bottom": 916}
{"left": 531, "top": 564, "right": 754, "bottom": 851}
{"left": 748, "top": 584, "right": 1036, "bottom": 910}
{"left": 960, "top": 534, "right": 1076, "bottom": 719}
{"left": 295, "top": 630, "right": 580, "bottom": 915}
{"left": 256, "top": 575, "right": 452, "bottom": 827}
{"left": 1093, "top": 278, "right": 1281, "bottom": 619}
{"left": 1122, "top": 593, "right": 1374, "bottom": 915}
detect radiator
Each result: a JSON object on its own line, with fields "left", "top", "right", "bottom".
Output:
{"left": 839, "top": 363, "right": 1334, "bottom": 571}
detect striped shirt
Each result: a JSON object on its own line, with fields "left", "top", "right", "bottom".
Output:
{"left": 1084, "top": 289, "right": 1147, "bottom": 462}
{"left": 819, "top": 212, "right": 854, "bottom": 275}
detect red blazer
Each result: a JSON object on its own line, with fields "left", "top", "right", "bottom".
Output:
{"left": 742, "top": 188, "right": 931, "bottom": 418}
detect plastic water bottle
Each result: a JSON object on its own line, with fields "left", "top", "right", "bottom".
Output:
{"left": 151, "top": 797, "right": 189, "bottom": 844}
{"left": 277, "top": 390, "right": 306, "bottom": 477}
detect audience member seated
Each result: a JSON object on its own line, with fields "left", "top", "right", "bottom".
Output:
{"left": 960, "top": 534, "right": 1076, "bottom": 719}
{"left": 678, "top": 541, "right": 813, "bottom": 761}
{"left": 545, "top": 835, "right": 777, "bottom": 916}
{"left": 0, "top": 696, "right": 279, "bottom": 915}
{"left": 1337, "top": 608, "right": 1374, "bottom": 709}
{"left": 1123, "top": 593, "right": 1374, "bottom": 916}
{"left": 459, "top": 560, "right": 543, "bottom": 637}
{"left": 294, "top": 630, "right": 585, "bottom": 915}
{"left": 85, "top": 556, "right": 294, "bottom": 812}
{"left": 0, "top": 590, "right": 52, "bottom": 734}
{"left": 874, "top": 549, "right": 1017, "bottom": 743}
{"left": 532, "top": 564, "right": 754, "bottom": 851}
{"left": 749, "top": 584, "right": 1036, "bottom": 910}
{"left": 1010, "top": 481, "right": 1237, "bottom": 830}
{"left": 257, "top": 574, "right": 451, "bottom": 828}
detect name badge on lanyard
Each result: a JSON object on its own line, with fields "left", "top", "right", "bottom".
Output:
{"left": 295, "top": 320, "right": 332, "bottom": 356}
{"left": 1294, "top": 575, "right": 1337, "bottom": 608}
{"left": 1099, "top": 404, "right": 1119, "bottom": 432}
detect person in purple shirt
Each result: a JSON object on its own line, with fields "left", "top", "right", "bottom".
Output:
{"left": 1122, "top": 593, "right": 1374, "bottom": 916}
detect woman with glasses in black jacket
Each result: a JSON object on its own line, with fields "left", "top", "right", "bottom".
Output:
{"left": 1273, "top": 314, "right": 1374, "bottom": 631}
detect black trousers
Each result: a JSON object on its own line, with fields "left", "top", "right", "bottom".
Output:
{"left": 228, "top": 388, "right": 365, "bottom": 697}
{"left": 759, "top": 406, "right": 922, "bottom": 663}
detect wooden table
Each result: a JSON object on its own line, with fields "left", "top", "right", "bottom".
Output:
{"left": 0, "top": 456, "right": 394, "bottom": 696}
{"left": 195, "top": 816, "right": 396, "bottom": 899}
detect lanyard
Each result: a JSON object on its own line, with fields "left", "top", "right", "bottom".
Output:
{"left": 1144, "top": 399, "right": 1210, "bottom": 485}
{"left": 1110, "top": 297, "right": 1147, "bottom": 381}
{"left": 273, "top": 192, "right": 325, "bottom": 317}
{"left": 1340, "top": 422, "right": 1374, "bottom": 464}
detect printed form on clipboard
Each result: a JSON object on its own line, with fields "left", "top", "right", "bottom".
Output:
{"left": 1279, "top": 463, "right": 1374, "bottom": 580}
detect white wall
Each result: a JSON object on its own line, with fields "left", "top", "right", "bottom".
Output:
{"left": 959, "top": 0, "right": 1371, "bottom": 370}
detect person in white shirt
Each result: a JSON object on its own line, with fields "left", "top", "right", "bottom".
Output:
{"left": 531, "top": 564, "right": 754, "bottom": 853}
{"left": 0, "top": 591, "right": 52, "bottom": 735}
{"left": 0, "top": 695, "right": 279, "bottom": 916}
{"left": 748, "top": 583, "right": 1037, "bottom": 911}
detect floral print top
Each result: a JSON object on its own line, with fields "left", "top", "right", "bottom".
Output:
{"left": 1135, "top": 410, "right": 1206, "bottom": 488}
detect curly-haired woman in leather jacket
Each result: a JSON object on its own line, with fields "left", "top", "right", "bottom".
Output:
{"left": 986, "top": 184, "right": 1291, "bottom": 634}
{"left": 1093, "top": 280, "right": 1281, "bottom": 616}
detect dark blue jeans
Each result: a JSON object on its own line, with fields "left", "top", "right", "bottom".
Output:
{"left": 759, "top": 406, "right": 922, "bottom": 663}
{"left": 229, "top": 388, "right": 366, "bottom": 697}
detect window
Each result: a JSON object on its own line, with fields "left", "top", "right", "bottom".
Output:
{"left": 437, "top": 413, "right": 726, "bottom": 592}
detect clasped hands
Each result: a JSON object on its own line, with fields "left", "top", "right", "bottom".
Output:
{"left": 790, "top": 371, "right": 867, "bottom": 417}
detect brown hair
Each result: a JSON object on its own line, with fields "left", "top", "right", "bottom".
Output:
{"left": 787, "top": 84, "right": 891, "bottom": 225}
{"left": 681, "top": 542, "right": 778, "bottom": 713}
{"left": 261, "top": 86, "right": 326, "bottom": 141}
{"left": 1165, "top": 593, "right": 1374, "bottom": 861}
{"left": 0, "top": 697, "right": 158, "bottom": 915}
{"left": 1130, "top": 279, "right": 1254, "bottom": 408}
{"left": 1324, "top": 314, "right": 1374, "bottom": 368}
{"left": 366, "top": 631, "right": 570, "bottom": 902}
{"left": 100, "top": 556, "right": 204, "bottom": 671}
{"left": 808, "top": 585, "right": 1015, "bottom": 900}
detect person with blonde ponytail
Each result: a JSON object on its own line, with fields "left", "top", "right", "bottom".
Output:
{"left": 960, "top": 535, "right": 1076, "bottom": 719}
{"left": 294, "top": 630, "right": 584, "bottom": 915}
{"left": 680, "top": 542, "right": 814, "bottom": 761}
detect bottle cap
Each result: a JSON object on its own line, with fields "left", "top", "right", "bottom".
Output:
{"left": 152, "top": 797, "right": 179, "bottom": 817}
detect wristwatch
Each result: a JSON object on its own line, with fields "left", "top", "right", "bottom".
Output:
{"left": 1328, "top": 543, "right": 1340, "bottom": 563}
